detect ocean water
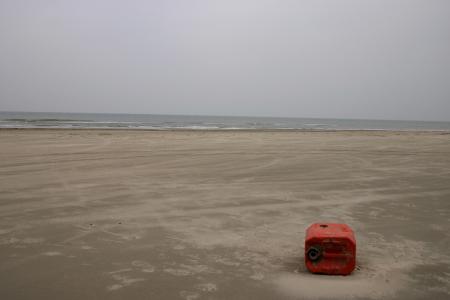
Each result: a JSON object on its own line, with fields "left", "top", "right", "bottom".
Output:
{"left": 1, "top": 111, "right": 450, "bottom": 131}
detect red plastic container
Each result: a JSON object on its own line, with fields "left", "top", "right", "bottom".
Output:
{"left": 304, "top": 223, "right": 356, "bottom": 275}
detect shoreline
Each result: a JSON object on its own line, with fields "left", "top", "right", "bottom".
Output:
{"left": 1, "top": 127, "right": 450, "bottom": 134}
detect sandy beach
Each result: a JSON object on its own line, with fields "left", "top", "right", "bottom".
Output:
{"left": 0, "top": 129, "right": 449, "bottom": 299}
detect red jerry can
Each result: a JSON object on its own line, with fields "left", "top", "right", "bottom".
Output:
{"left": 304, "top": 223, "right": 356, "bottom": 275}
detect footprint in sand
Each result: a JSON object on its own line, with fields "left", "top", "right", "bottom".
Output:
{"left": 106, "top": 273, "right": 145, "bottom": 291}
{"left": 42, "top": 251, "right": 63, "bottom": 256}
{"left": 250, "top": 272, "right": 265, "bottom": 280}
{"left": 173, "top": 244, "right": 186, "bottom": 250}
{"left": 163, "top": 264, "right": 220, "bottom": 277}
{"left": 179, "top": 283, "right": 217, "bottom": 300}
{"left": 179, "top": 290, "right": 200, "bottom": 300}
{"left": 196, "top": 283, "right": 218, "bottom": 292}
{"left": 131, "top": 260, "right": 155, "bottom": 273}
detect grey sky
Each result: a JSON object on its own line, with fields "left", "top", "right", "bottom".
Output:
{"left": 1, "top": 0, "right": 449, "bottom": 121}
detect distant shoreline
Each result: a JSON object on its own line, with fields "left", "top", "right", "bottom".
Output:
{"left": 2, "top": 112, "right": 450, "bottom": 131}
{"left": 1, "top": 127, "right": 450, "bottom": 134}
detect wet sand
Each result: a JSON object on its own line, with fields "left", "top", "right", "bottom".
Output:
{"left": 0, "top": 129, "right": 449, "bottom": 299}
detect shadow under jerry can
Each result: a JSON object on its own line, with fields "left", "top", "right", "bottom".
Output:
{"left": 305, "top": 223, "right": 356, "bottom": 275}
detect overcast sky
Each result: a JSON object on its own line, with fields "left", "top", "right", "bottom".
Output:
{"left": 1, "top": 0, "right": 449, "bottom": 121}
